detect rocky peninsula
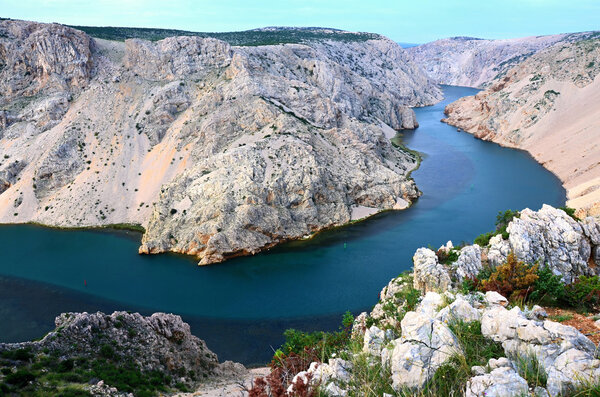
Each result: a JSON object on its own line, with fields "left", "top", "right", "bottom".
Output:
{"left": 0, "top": 19, "right": 441, "bottom": 265}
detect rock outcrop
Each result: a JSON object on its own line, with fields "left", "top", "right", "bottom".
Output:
{"left": 442, "top": 34, "right": 600, "bottom": 217}
{"left": 412, "top": 205, "right": 600, "bottom": 292}
{"left": 0, "top": 18, "right": 442, "bottom": 265}
{"left": 0, "top": 311, "right": 245, "bottom": 392}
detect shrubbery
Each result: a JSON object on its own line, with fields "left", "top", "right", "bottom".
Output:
{"left": 480, "top": 253, "right": 539, "bottom": 301}
{"left": 463, "top": 252, "right": 600, "bottom": 312}
{"left": 474, "top": 209, "right": 520, "bottom": 246}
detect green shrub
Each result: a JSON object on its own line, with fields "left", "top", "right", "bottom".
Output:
{"left": 5, "top": 369, "right": 36, "bottom": 387}
{"left": 1, "top": 348, "right": 33, "bottom": 361}
{"left": 55, "top": 388, "right": 93, "bottom": 397}
{"left": 529, "top": 265, "right": 565, "bottom": 305}
{"left": 474, "top": 209, "right": 519, "bottom": 247}
{"left": 275, "top": 311, "right": 354, "bottom": 363}
{"left": 559, "top": 206, "right": 580, "bottom": 221}
{"left": 562, "top": 276, "right": 600, "bottom": 310}
{"left": 474, "top": 231, "right": 495, "bottom": 247}
{"left": 436, "top": 248, "right": 459, "bottom": 265}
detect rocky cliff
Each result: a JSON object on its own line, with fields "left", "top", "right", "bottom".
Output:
{"left": 0, "top": 19, "right": 442, "bottom": 264}
{"left": 407, "top": 32, "right": 596, "bottom": 88}
{"left": 442, "top": 35, "right": 600, "bottom": 217}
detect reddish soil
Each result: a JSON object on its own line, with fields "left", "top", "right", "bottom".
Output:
{"left": 544, "top": 307, "right": 600, "bottom": 345}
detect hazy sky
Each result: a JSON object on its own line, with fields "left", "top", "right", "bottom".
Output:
{"left": 2, "top": 0, "right": 599, "bottom": 43}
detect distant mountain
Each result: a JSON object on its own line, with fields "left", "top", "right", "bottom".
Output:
{"left": 407, "top": 31, "right": 599, "bottom": 87}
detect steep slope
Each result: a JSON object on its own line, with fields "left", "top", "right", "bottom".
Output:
{"left": 407, "top": 32, "right": 596, "bottom": 88}
{"left": 442, "top": 36, "right": 600, "bottom": 217}
{"left": 0, "top": 19, "right": 442, "bottom": 265}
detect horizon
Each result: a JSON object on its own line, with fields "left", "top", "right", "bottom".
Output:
{"left": 2, "top": 0, "right": 599, "bottom": 44}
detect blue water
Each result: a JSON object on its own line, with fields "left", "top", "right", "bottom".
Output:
{"left": 0, "top": 85, "right": 565, "bottom": 364}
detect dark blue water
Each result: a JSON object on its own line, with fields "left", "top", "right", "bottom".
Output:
{"left": 0, "top": 86, "right": 565, "bottom": 365}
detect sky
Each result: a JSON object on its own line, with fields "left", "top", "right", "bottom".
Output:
{"left": 2, "top": 0, "right": 599, "bottom": 44}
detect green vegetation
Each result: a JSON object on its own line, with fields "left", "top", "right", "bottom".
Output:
{"left": 0, "top": 348, "right": 175, "bottom": 396}
{"left": 464, "top": 252, "right": 600, "bottom": 311}
{"left": 100, "top": 223, "right": 146, "bottom": 233}
{"left": 67, "top": 25, "right": 380, "bottom": 46}
{"left": 549, "top": 313, "right": 573, "bottom": 322}
{"left": 474, "top": 209, "right": 520, "bottom": 246}
{"left": 513, "top": 352, "right": 547, "bottom": 388}
{"left": 272, "top": 311, "right": 354, "bottom": 367}
{"left": 560, "top": 205, "right": 580, "bottom": 221}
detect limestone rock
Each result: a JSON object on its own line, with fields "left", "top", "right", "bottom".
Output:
{"left": 385, "top": 311, "right": 462, "bottom": 390}
{"left": 436, "top": 295, "right": 481, "bottom": 323}
{"left": 363, "top": 325, "right": 385, "bottom": 356}
{"left": 0, "top": 311, "right": 235, "bottom": 390}
{"left": 407, "top": 33, "right": 576, "bottom": 88}
{"left": 465, "top": 366, "right": 529, "bottom": 397}
{"left": 453, "top": 244, "right": 483, "bottom": 283}
{"left": 413, "top": 248, "right": 451, "bottom": 293}
{"left": 481, "top": 303, "right": 600, "bottom": 396}
{"left": 504, "top": 205, "right": 593, "bottom": 283}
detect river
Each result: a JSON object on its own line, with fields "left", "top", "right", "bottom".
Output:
{"left": 0, "top": 85, "right": 565, "bottom": 365}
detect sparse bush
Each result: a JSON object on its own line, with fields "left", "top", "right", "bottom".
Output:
{"left": 474, "top": 209, "right": 520, "bottom": 246}
{"left": 560, "top": 206, "right": 580, "bottom": 221}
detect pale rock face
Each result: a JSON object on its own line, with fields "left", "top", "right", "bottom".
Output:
{"left": 486, "top": 234, "right": 511, "bottom": 267}
{"left": 0, "top": 19, "right": 443, "bottom": 265}
{"left": 290, "top": 359, "right": 352, "bottom": 396}
{"left": 412, "top": 248, "right": 451, "bottom": 293}
{"left": 0, "top": 311, "right": 227, "bottom": 389}
{"left": 385, "top": 310, "right": 462, "bottom": 390}
{"left": 453, "top": 244, "right": 483, "bottom": 283}
{"left": 487, "top": 205, "right": 597, "bottom": 283}
{"left": 481, "top": 303, "right": 600, "bottom": 396}
{"left": 406, "top": 33, "right": 574, "bottom": 88}
{"left": 436, "top": 296, "right": 481, "bottom": 323}
{"left": 507, "top": 205, "right": 592, "bottom": 283}
{"left": 465, "top": 366, "right": 529, "bottom": 397}
{"left": 415, "top": 291, "right": 445, "bottom": 318}
{"left": 484, "top": 291, "right": 509, "bottom": 307}
{"left": 363, "top": 325, "right": 385, "bottom": 356}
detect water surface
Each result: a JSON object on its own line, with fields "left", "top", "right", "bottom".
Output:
{"left": 0, "top": 86, "right": 565, "bottom": 364}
